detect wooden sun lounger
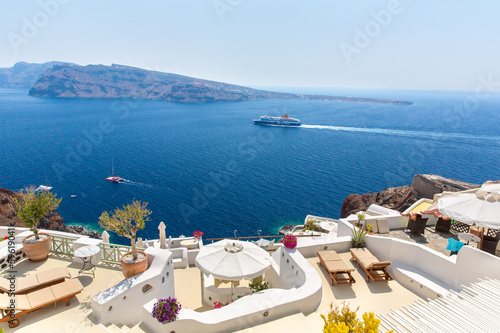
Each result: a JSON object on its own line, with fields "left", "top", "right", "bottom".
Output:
{"left": 0, "top": 267, "right": 71, "bottom": 294}
{"left": 350, "top": 248, "right": 393, "bottom": 282}
{"left": 0, "top": 278, "right": 83, "bottom": 328}
{"left": 318, "top": 250, "right": 356, "bottom": 285}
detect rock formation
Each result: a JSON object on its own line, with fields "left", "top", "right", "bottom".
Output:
{"left": 340, "top": 174, "right": 481, "bottom": 218}
{"left": 0, "top": 187, "right": 100, "bottom": 239}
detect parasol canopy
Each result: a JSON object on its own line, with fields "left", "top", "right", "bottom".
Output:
{"left": 437, "top": 184, "right": 500, "bottom": 228}
{"left": 195, "top": 239, "right": 271, "bottom": 281}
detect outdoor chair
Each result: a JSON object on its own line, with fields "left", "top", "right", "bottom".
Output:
{"left": 0, "top": 267, "right": 71, "bottom": 294}
{"left": 435, "top": 218, "right": 451, "bottom": 233}
{"left": 481, "top": 233, "right": 500, "bottom": 255}
{"left": 318, "top": 250, "right": 355, "bottom": 285}
{"left": 0, "top": 278, "right": 83, "bottom": 328}
{"left": 407, "top": 217, "right": 427, "bottom": 234}
{"left": 350, "top": 248, "right": 393, "bottom": 282}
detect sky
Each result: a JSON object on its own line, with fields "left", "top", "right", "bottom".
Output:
{"left": 1, "top": 0, "right": 499, "bottom": 91}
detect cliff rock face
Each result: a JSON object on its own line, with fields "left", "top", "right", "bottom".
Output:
{"left": 0, "top": 187, "right": 100, "bottom": 238}
{"left": 340, "top": 174, "right": 480, "bottom": 218}
{"left": 341, "top": 185, "right": 417, "bottom": 218}
{"left": 0, "top": 61, "right": 74, "bottom": 88}
{"left": 29, "top": 63, "right": 413, "bottom": 105}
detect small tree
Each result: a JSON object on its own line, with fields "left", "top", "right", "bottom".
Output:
{"left": 10, "top": 186, "right": 62, "bottom": 240}
{"left": 98, "top": 200, "right": 151, "bottom": 261}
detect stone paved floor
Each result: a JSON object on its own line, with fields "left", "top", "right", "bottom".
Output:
{"left": 381, "top": 227, "right": 480, "bottom": 255}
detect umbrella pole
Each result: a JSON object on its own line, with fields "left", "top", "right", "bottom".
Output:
{"left": 231, "top": 281, "right": 233, "bottom": 300}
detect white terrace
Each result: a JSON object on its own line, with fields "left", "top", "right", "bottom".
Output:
{"left": 1, "top": 219, "right": 499, "bottom": 333}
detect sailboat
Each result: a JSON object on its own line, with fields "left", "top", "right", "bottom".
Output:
{"left": 36, "top": 173, "right": 53, "bottom": 192}
{"left": 106, "top": 159, "right": 125, "bottom": 183}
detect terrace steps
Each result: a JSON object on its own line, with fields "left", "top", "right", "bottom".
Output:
{"left": 378, "top": 278, "right": 500, "bottom": 333}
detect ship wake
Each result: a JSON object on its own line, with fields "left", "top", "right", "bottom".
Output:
{"left": 301, "top": 124, "right": 500, "bottom": 142}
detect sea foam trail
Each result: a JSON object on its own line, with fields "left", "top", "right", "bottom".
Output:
{"left": 122, "top": 180, "right": 154, "bottom": 188}
{"left": 301, "top": 124, "right": 500, "bottom": 142}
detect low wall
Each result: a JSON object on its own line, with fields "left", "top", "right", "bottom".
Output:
{"left": 365, "top": 235, "right": 500, "bottom": 293}
{"left": 91, "top": 248, "right": 174, "bottom": 326}
{"left": 142, "top": 246, "right": 322, "bottom": 333}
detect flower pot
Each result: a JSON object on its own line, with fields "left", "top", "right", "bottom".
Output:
{"left": 22, "top": 233, "right": 51, "bottom": 262}
{"left": 121, "top": 250, "right": 148, "bottom": 278}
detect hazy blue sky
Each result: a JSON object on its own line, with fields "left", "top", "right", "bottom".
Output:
{"left": 1, "top": 0, "right": 499, "bottom": 91}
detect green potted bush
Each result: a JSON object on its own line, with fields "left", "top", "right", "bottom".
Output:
{"left": 10, "top": 186, "right": 61, "bottom": 262}
{"left": 355, "top": 212, "right": 366, "bottom": 227}
{"left": 351, "top": 226, "right": 367, "bottom": 248}
{"left": 98, "top": 200, "right": 151, "bottom": 278}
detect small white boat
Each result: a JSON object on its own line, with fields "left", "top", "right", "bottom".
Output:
{"left": 70, "top": 195, "right": 77, "bottom": 198}
{"left": 36, "top": 185, "right": 53, "bottom": 192}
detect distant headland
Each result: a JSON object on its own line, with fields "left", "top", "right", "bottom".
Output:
{"left": 0, "top": 62, "right": 413, "bottom": 105}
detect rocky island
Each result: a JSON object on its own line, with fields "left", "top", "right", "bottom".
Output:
{"left": 23, "top": 63, "right": 414, "bottom": 105}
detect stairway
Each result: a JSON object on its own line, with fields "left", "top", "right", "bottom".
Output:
{"left": 378, "top": 278, "right": 500, "bottom": 333}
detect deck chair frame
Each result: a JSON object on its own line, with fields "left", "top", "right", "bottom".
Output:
{"left": 350, "top": 248, "right": 394, "bottom": 282}
{"left": 318, "top": 251, "right": 356, "bottom": 285}
{"left": 0, "top": 278, "right": 83, "bottom": 328}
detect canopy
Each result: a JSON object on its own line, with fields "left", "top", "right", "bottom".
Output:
{"left": 437, "top": 184, "right": 500, "bottom": 228}
{"left": 195, "top": 239, "right": 271, "bottom": 281}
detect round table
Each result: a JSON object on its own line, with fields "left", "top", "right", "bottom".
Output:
{"left": 180, "top": 239, "right": 198, "bottom": 249}
{"left": 458, "top": 233, "right": 481, "bottom": 246}
{"left": 74, "top": 245, "right": 100, "bottom": 277}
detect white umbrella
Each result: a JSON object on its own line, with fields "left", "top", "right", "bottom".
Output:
{"left": 196, "top": 239, "right": 271, "bottom": 299}
{"left": 158, "top": 222, "right": 167, "bottom": 249}
{"left": 437, "top": 184, "right": 500, "bottom": 228}
{"left": 101, "top": 231, "right": 110, "bottom": 243}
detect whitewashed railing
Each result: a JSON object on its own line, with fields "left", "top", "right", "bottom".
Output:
{"left": 51, "top": 234, "right": 79, "bottom": 255}
{"left": 101, "top": 243, "right": 144, "bottom": 264}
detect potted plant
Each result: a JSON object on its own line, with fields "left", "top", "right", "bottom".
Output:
{"left": 351, "top": 227, "right": 367, "bottom": 248}
{"left": 366, "top": 224, "right": 374, "bottom": 235}
{"left": 152, "top": 297, "right": 181, "bottom": 323}
{"left": 280, "top": 235, "right": 298, "bottom": 249}
{"left": 303, "top": 219, "right": 319, "bottom": 232}
{"left": 10, "top": 186, "right": 62, "bottom": 262}
{"left": 98, "top": 200, "right": 151, "bottom": 278}
{"left": 355, "top": 212, "right": 366, "bottom": 228}
{"left": 249, "top": 275, "right": 270, "bottom": 293}
{"left": 192, "top": 230, "right": 204, "bottom": 240}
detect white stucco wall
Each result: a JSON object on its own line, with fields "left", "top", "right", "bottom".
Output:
{"left": 142, "top": 246, "right": 322, "bottom": 333}
{"left": 91, "top": 248, "right": 175, "bottom": 326}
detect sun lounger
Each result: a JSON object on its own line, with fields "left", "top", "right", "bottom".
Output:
{"left": 0, "top": 267, "right": 71, "bottom": 294}
{"left": 318, "top": 250, "right": 356, "bottom": 285}
{"left": 350, "top": 248, "right": 393, "bottom": 282}
{"left": 0, "top": 278, "right": 83, "bottom": 328}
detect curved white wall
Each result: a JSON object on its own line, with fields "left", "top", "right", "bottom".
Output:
{"left": 142, "top": 246, "right": 322, "bottom": 333}
{"left": 91, "top": 248, "right": 175, "bottom": 326}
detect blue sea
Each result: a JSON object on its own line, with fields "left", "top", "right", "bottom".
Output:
{"left": 1, "top": 87, "right": 499, "bottom": 244}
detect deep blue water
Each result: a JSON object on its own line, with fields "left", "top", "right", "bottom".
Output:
{"left": 1, "top": 88, "right": 499, "bottom": 244}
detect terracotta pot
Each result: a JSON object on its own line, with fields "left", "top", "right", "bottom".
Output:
{"left": 121, "top": 251, "right": 148, "bottom": 278}
{"left": 22, "top": 233, "right": 51, "bottom": 262}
